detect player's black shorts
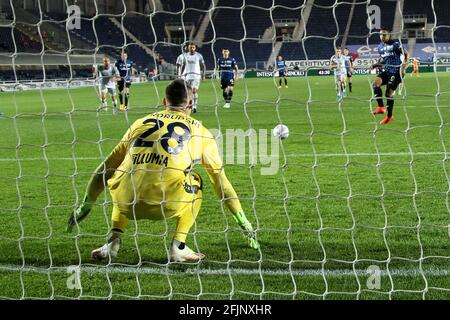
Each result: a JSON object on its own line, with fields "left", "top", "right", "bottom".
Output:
{"left": 278, "top": 70, "right": 286, "bottom": 77}
{"left": 221, "top": 79, "right": 234, "bottom": 90}
{"left": 346, "top": 69, "right": 352, "bottom": 78}
{"left": 118, "top": 79, "right": 132, "bottom": 92}
{"left": 377, "top": 71, "right": 402, "bottom": 91}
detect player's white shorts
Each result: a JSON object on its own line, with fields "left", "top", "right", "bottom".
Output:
{"left": 185, "top": 77, "right": 201, "bottom": 90}
{"left": 100, "top": 83, "right": 116, "bottom": 96}
{"left": 335, "top": 72, "right": 347, "bottom": 82}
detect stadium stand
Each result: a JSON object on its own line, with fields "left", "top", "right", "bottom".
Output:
{"left": 433, "top": 1, "right": 450, "bottom": 43}
{"left": 1, "top": 0, "right": 450, "bottom": 82}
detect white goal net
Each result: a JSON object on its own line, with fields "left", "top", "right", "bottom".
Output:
{"left": 0, "top": 0, "right": 450, "bottom": 300}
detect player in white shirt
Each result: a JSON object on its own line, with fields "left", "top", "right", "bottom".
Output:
{"left": 176, "top": 44, "right": 188, "bottom": 79}
{"left": 330, "top": 47, "right": 348, "bottom": 101}
{"left": 94, "top": 57, "right": 120, "bottom": 113}
{"left": 180, "top": 43, "right": 206, "bottom": 113}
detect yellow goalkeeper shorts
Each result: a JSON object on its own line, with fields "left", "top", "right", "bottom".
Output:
{"left": 112, "top": 171, "right": 203, "bottom": 221}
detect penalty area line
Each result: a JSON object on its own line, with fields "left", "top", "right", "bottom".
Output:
{"left": 1, "top": 264, "right": 450, "bottom": 277}
{"left": 0, "top": 152, "right": 447, "bottom": 162}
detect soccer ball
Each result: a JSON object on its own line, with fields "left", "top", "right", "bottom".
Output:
{"left": 272, "top": 124, "right": 289, "bottom": 139}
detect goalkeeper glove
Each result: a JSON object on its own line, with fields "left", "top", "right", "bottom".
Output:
{"left": 67, "top": 194, "right": 93, "bottom": 232}
{"left": 233, "top": 210, "right": 260, "bottom": 249}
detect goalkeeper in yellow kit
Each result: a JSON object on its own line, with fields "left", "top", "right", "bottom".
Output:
{"left": 67, "top": 79, "right": 259, "bottom": 262}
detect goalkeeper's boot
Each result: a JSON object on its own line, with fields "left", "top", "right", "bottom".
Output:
{"left": 372, "top": 106, "right": 386, "bottom": 114}
{"left": 380, "top": 116, "right": 394, "bottom": 124}
{"left": 91, "top": 238, "right": 121, "bottom": 261}
{"left": 223, "top": 102, "right": 230, "bottom": 109}
{"left": 169, "top": 242, "right": 205, "bottom": 262}
{"left": 119, "top": 104, "right": 125, "bottom": 110}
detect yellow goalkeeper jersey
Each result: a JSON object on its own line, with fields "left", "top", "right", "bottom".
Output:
{"left": 105, "top": 109, "right": 242, "bottom": 218}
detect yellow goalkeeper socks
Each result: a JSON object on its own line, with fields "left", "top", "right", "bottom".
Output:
{"left": 111, "top": 207, "right": 128, "bottom": 232}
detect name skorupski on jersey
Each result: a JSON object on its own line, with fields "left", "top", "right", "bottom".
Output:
{"left": 152, "top": 111, "right": 201, "bottom": 128}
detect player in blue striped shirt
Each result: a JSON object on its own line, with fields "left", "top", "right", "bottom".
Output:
{"left": 115, "top": 51, "right": 136, "bottom": 111}
{"left": 216, "top": 49, "right": 238, "bottom": 109}
{"left": 276, "top": 55, "right": 288, "bottom": 88}
{"left": 371, "top": 27, "right": 408, "bottom": 124}
{"left": 343, "top": 48, "right": 354, "bottom": 93}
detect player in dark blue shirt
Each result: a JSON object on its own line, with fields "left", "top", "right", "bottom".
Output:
{"left": 216, "top": 49, "right": 238, "bottom": 109}
{"left": 371, "top": 27, "right": 408, "bottom": 124}
{"left": 114, "top": 51, "right": 135, "bottom": 110}
{"left": 276, "top": 55, "right": 288, "bottom": 88}
{"left": 343, "top": 48, "right": 354, "bottom": 93}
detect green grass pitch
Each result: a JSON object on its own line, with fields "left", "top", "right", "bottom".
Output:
{"left": 0, "top": 72, "right": 450, "bottom": 300}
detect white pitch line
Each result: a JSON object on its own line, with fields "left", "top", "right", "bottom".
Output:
{"left": 0, "top": 152, "right": 447, "bottom": 162}
{"left": 2, "top": 104, "right": 449, "bottom": 117}
{"left": 0, "top": 264, "right": 449, "bottom": 277}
